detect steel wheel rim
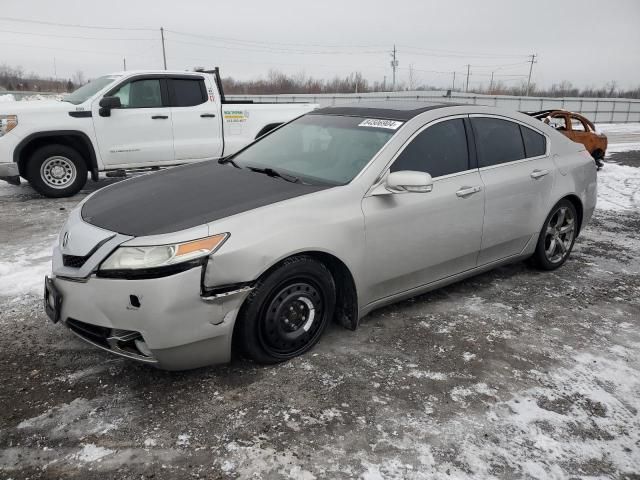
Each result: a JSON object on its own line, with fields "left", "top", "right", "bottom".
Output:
{"left": 40, "top": 156, "right": 77, "bottom": 189}
{"left": 259, "top": 280, "right": 325, "bottom": 357}
{"left": 544, "top": 206, "right": 575, "bottom": 264}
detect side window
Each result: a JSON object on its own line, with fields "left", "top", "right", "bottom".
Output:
{"left": 171, "top": 78, "right": 207, "bottom": 107}
{"left": 391, "top": 119, "right": 469, "bottom": 177}
{"left": 111, "top": 79, "right": 163, "bottom": 108}
{"left": 472, "top": 117, "right": 525, "bottom": 167}
{"left": 520, "top": 125, "right": 547, "bottom": 158}
{"left": 546, "top": 115, "right": 568, "bottom": 131}
{"left": 570, "top": 116, "right": 587, "bottom": 132}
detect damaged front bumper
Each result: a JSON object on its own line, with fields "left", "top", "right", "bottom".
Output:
{"left": 50, "top": 268, "right": 252, "bottom": 370}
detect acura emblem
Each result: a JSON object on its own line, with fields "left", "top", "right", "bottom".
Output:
{"left": 62, "top": 231, "right": 70, "bottom": 248}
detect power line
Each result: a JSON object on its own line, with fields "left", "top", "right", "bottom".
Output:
{"left": 165, "top": 36, "right": 387, "bottom": 55}
{"left": 0, "top": 28, "right": 155, "bottom": 41}
{"left": 0, "top": 16, "right": 154, "bottom": 31}
{"left": 0, "top": 41, "right": 156, "bottom": 58}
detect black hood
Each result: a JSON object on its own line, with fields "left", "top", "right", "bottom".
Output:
{"left": 81, "top": 162, "right": 329, "bottom": 236}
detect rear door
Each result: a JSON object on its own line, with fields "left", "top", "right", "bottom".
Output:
{"left": 471, "top": 116, "right": 554, "bottom": 265}
{"left": 168, "top": 76, "right": 223, "bottom": 161}
{"left": 362, "top": 117, "right": 485, "bottom": 300}
{"left": 92, "top": 76, "right": 174, "bottom": 167}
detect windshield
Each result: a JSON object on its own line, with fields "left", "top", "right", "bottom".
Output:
{"left": 62, "top": 75, "right": 120, "bottom": 105}
{"left": 231, "top": 115, "right": 400, "bottom": 185}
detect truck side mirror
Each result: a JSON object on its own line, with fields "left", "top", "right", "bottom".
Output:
{"left": 99, "top": 96, "right": 121, "bottom": 117}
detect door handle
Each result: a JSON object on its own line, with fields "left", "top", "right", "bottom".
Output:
{"left": 200, "top": 113, "right": 216, "bottom": 118}
{"left": 530, "top": 169, "right": 550, "bottom": 179}
{"left": 151, "top": 115, "right": 168, "bottom": 119}
{"left": 456, "top": 186, "right": 481, "bottom": 197}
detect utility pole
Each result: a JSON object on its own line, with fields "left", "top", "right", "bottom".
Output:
{"left": 383, "top": 75, "right": 386, "bottom": 92}
{"left": 160, "top": 27, "right": 167, "bottom": 70}
{"left": 489, "top": 71, "right": 494, "bottom": 94}
{"left": 123, "top": 57, "right": 127, "bottom": 71}
{"left": 465, "top": 64, "right": 471, "bottom": 93}
{"left": 451, "top": 71, "right": 456, "bottom": 91}
{"left": 525, "top": 53, "right": 537, "bottom": 96}
{"left": 390, "top": 45, "right": 398, "bottom": 92}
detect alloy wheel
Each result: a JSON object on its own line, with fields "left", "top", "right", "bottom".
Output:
{"left": 544, "top": 205, "right": 576, "bottom": 264}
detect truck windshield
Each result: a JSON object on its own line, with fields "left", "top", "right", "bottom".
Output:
{"left": 231, "top": 115, "right": 400, "bottom": 185}
{"left": 62, "top": 75, "right": 121, "bottom": 105}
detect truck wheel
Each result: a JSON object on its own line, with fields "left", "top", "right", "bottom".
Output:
{"left": 235, "top": 256, "right": 336, "bottom": 364}
{"left": 26, "top": 144, "right": 88, "bottom": 198}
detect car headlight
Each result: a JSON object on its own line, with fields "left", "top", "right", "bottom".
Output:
{"left": 0, "top": 115, "right": 18, "bottom": 137}
{"left": 99, "top": 233, "right": 228, "bottom": 271}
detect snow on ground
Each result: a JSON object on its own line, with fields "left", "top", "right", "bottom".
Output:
{"left": 597, "top": 163, "right": 640, "bottom": 212}
{"left": 0, "top": 93, "right": 61, "bottom": 102}
{"left": 0, "top": 243, "right": 54, "bottom": 299}
{"left": 595, "top": 122, "right": 640, "bottom": 212}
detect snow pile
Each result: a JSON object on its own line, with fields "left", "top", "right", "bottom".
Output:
{"left": 0, "top": 244, "right": 53, "bottom": 298}
{"left": 597, "top": 163, "right": 640, "bottom": 211}
{"left": 0, "top": 94, "right": 16, "bottom": 102}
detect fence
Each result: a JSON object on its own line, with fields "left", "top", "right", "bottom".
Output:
{"left": 4, "top": 90, "right": 640, "bottom": 123}
{"left": 226, "top": 91, "right": 640, "bottom": 124}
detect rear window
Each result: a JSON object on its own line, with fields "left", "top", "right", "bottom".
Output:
{"left": 520, "top": 125, "right": 546, "bottom": 158}
{"left": 391, "top": 119, "right": 469, "bottom": 177}
{"left": 171, "top": 78, "right": 207, "bottom": 107}
{"left": 472, "top": 117, "right": 525, "bottom": 167}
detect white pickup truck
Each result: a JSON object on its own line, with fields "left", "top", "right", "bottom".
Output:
{"left": 0, "top": 68, "right": 316, "bottom": 197}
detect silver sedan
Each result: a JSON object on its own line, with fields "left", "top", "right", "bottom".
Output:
{"left": 45, "top": 102, "right": 597, "bottom": 370}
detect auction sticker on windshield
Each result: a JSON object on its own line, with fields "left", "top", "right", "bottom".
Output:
{"left": 358, "top": 119, "right": 404, "bottom": 130}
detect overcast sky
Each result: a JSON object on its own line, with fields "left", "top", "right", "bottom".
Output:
{"left": 1, "top": 0, "right": 639, "bottom": 90}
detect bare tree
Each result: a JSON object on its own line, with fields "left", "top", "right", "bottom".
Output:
{"left": 71, "top": 70, "right": 85, "bottom": 86}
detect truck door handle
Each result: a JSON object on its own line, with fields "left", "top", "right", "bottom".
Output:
{"left": 200, "top": 113, "right": 216, "bottom": 118}
{"left": 456, "top": 186, "right": 481, "bottom": 197}
{"left": 530, "top": 169, "right": 550, "bottom": 179}
{"left": 151, "top": 115, "right": 168, "bottom": 119}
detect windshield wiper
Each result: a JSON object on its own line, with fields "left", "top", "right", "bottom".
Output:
{"left": 218, "top": 157, "right": 241, "bottom": 169}
{"left": 246, "top": 166, "right": 301, "bottom": 184}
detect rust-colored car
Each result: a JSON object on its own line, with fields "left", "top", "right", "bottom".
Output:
{"left": 529, "top": 110, "right": 607, "bottom": 168}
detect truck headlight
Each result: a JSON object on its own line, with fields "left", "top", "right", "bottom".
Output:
{"left": 99, "top": 233, "right": 228, "bottom": 272}
{"left": 0, "top": 115, "right": 18, "bottom": 137}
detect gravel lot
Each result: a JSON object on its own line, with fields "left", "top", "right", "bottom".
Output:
{"left": 1, "top": 125, "right": 639, "bottom": 479}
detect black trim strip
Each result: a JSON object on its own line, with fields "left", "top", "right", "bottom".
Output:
{"left": 68, "top": 111, "right": 92, "bottom": 118}
{"left": 463, "top": 116, "right": 478, "bottom": 170}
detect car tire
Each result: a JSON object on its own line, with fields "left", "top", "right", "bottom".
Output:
{"left": 26, "top": 144, "right": 88, "bottom": 198}
{"left": 532, "top": 199, "right": 578, "bottom": 270}
{"left": 235, "top": 256, "right": 336, "bottom": 364}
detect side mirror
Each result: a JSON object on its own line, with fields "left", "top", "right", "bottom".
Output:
{"left": 98, "top": 96, "right": 121, "bottom": 117}
{"left": 385, "top": 170, "right": 433, "bottom": 193}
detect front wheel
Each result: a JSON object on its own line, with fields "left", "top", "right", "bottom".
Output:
{"left": 532, "top": 199, "right": 578, "bottom": 270}
{"left": 235, "top": 256, "right": 336, "bottom": 364}
{"left": 26, "top": 144, "right": 88, "bottom": 198}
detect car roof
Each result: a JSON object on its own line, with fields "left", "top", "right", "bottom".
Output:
{"left": 309, "top": 101, "right": 463, "bottom": 121}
